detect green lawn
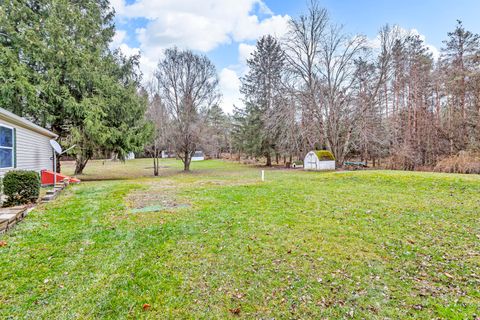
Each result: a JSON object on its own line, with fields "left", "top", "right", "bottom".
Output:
{"left": 1, "top": 159, "right": 479, "bottom": 319}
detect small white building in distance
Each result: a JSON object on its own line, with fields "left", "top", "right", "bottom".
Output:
{"left": 161, "top": 150, "right": 175, "bottom": 158}
{"left": 304, "top": 150, "right": 336, "bottom": 171}
{"left": 191, "top": 151, "right": 205, "bottom": 161}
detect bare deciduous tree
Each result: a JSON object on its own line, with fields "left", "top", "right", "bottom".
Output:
{"left": 283, "top": 0, "right": 329, "bottom": 151}
{"left": 154, "top": 48, "right": 220, "bottom": 171}
{"left": 145, "top": 88, "right": 170, "bottom": 176}
{"left": 317, "top": 25, "right": 366, "bottom": 165}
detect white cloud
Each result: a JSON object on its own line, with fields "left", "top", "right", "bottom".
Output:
{"left": 112, "top": 0, "right": 290, "bottom": 106}
{"left": 217, "top": 43, "right": 258, "bottom": 113}
{"left": 238, "top": 43, "right": 256, "bottom": 64}
{"left": 231, "top": 14, "right": 290, "bottom": 42}
{"left": 119, "top": 43, "right": 141, "bottom": 57}
{"left": 111, "top": 29, "right": 127, "bottom": 48}
{"left": 219, "top": 68, "right": 242, "bottom": 113}
{"left": 135, "top": 14, "right": 231, "bottom": 52}
{"left": 110, "top": 0, "right": 125, "bottom": 15}
{"left": 111, "top": 31, "right": 144, "bottom": 74}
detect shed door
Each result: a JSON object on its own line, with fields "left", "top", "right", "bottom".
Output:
{"left": 306, "top": 153, "right": 317, "bottom": 169}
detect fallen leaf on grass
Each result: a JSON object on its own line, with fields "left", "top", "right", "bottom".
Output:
{"left": 232, "top": 292, "right": 244, "bottom": 299}
{"left": 142, "top": 303, "right": 151, "bottom": 311}
{"left": 444, "top": 272, "right": 454, "bottom": 279}
{"left": 229, "top": 307, "right": 241, "bottom": 315}
{"left": 0, "top": 241, "right": 7, "bottom": 247}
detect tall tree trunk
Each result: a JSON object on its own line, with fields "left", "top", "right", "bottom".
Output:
{"left": 153, "top": 147, "right": 159, "bottom": 176}
{"left": 183, "top": 150, "right": 191, "bottom": 171}
{"left": 74, "top": 155, "right": 90, "bottom": 175}
{"left": 266, "top": 152, "right": 272, "bottom": 167}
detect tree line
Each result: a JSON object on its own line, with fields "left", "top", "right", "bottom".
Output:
{"left": 229, "top": 1, "right": 480, "bottom": 170}
{"left": 2, "top": 1, "right": 479, "bottom": 174}
{"left": 146, "top": 1, "right": 479, "bottom": 172}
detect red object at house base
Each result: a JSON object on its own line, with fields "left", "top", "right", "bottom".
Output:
{"left": 41, "top": 170, "right": 81, "bottom": 185}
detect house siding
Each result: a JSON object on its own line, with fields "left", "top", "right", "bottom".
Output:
{"left": 0, "top": 119, "right": 54, "bottom": 176}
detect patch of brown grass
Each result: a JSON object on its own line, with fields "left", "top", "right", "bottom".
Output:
{"left": 434, "top": 151, "right": 480, "bottom": 174}
{"left": 126, "top": 180, "right": 178, "bottom": 210}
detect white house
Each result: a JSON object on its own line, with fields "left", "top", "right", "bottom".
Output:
{"left": 0, "top": 107, "right": 57, "bottom": 176}
{"left": 191, "top": 150, "right": 205, "bottom": 161}
{"left": 304, "top": 150, "right": 336, "bottom": 171}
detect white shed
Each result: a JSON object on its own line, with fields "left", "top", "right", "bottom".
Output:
{"left": 304, "top": 150, "right": 336, "bottom": 171}
{"left": 0, "top": 107, "right": 57, "bottom": 176}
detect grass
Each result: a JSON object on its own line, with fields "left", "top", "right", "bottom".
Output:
{"left": 1, "top": 159, "right": 479, "bottom": 319}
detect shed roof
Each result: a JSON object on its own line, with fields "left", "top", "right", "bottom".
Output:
{"left": 312, "top": 150, "right": 335, "bottom": 161}
{"left": 0, "top": 107, "right": 57, "bottom": 138}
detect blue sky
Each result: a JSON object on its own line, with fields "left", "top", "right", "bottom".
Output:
{"left": 111, "top": 0, "right": 480, "bottom": 112}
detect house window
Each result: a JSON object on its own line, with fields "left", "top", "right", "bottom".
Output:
{"left": 0, "top": 125, "right": 14, "bottom": 169}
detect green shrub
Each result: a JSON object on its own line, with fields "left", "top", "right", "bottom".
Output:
{"left": 314, "top": 150, "right": 335, "bottom": 161}
{"left": 293, "top": 160, "right": 303, "bottom": 165}
{"left": 3, "top": 170, "right": 40, "bottom": 207}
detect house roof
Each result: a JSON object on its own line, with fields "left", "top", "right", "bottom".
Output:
{"left": 0, "top": 107, "right": 58, "bottom": 138}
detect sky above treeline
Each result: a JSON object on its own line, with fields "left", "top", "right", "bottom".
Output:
{"left": 111, "top": 0, "right": 480, "bottom": 113}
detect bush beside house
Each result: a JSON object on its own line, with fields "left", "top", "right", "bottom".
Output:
{"left": 3, "top": 170, "right": 41, "bottom": 206}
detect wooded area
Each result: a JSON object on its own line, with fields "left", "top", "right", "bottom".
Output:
{"left": 1, "top": 1, "right": 479, "bottom": 173}
{"left": 145, "top": 1, "right": 479, "bottom": 172}
{"left": 228, "top": 2, "right": 480, "bottom": 171}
